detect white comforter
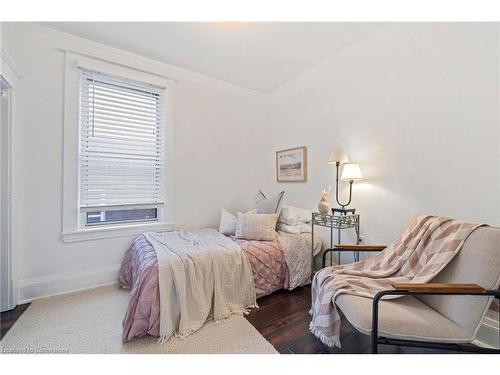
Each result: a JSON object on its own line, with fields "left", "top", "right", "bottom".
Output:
{"left": 144, "top": 228, "right": 257, "bottom": 343}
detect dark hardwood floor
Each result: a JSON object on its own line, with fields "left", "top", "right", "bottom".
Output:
{"left": 0, "top": 303, "right": 30, "bottom": 340}
{"left": 246, "top": 285, "right": 465, "bottom": 354}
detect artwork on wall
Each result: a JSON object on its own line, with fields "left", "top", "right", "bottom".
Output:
{"left": 276, "top": 146, "right": 307, "bottom": 182}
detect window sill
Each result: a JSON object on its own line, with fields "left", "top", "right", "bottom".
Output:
{"left": 62, "top": 221, "right": 175, "bottom": 243}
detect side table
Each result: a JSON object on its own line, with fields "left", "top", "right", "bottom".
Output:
{"left": 311, "top": 212, "right": 361, "bottom": 272}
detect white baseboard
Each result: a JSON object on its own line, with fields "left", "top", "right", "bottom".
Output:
{"left": 474, "top": 316, "right": 500, "bottom": 349}
{"left": 17, "top": 264, "right": 121, "bottom": 304}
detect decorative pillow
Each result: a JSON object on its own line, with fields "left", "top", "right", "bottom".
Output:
{"left": 253, "top": 190, "right": 285, "bottom": 215}
{"left": 277, "top": 222, "right": 312, "bottom": 234}
{"left": 235, "top": 213, "right": 278, "bottom": 241}
{"left": 219, "top": 208, "right": 257, "bottom": 235}
{"left": 279, "top": 205, "right": 312, "bottom": 225}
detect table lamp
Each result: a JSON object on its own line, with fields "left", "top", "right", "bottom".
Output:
{"left": 328, "top": 148, "right": 363, "bottom": 215}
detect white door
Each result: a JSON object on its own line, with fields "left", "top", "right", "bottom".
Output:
{"left": 0, "top": 76, "right": 13, "bottom": 312}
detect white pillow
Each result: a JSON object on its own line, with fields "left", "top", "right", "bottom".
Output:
{"left": 219, "top": 208, "right": 257, "bottom": 235}
{"left": 235, "top": 213, "right": 278, "bottom": 241}
{"left": 279, "top": 205, "right": 312, "bottom": 225}
{"left": 219, "top": 208, "right": 237, "bottom": 235}
{"left": 254, "top": 190, "right": 285, "bottom": 215}
{"left": 277, "top": 222, "right": 312, "bottom": 234}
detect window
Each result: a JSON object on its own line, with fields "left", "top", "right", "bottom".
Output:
{"left": 86, "top": 208, "right": 158, "bottom": 226}
{"left": 78, "top": 68, "right": 166, "bottom": 226}
{"left": 62, "top": 52, "right": 174, "bottom": 242}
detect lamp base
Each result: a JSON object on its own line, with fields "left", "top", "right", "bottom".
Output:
{"left": 332, "top": 207, "right": 356, "bottom": 215}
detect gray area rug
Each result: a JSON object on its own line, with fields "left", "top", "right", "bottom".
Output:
{"left": 1, "top": 285, "right": 277, "bottom": 354}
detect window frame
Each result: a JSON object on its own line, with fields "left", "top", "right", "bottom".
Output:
{"left": 62, "top": 52, "right": 175, "bottom": 243}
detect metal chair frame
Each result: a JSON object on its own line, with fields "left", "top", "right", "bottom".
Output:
{"left": 371, "top": 289, "right": 500, "bottom": 354}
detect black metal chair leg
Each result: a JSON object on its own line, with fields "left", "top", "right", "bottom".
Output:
{"left": 371, "top": 292, "right": 381, "bottom": 354}
{"left": 322, "top": 248, "right": 335, "bottom": 268}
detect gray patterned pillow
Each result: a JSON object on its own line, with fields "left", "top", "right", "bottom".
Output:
{"left": 235, "top": 213, "right": 278, "bottom": 241}
{"left": 253, "top": 190, "right": 285, "bottom": 215}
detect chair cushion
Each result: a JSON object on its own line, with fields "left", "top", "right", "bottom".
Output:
{"left": 336, "top": 294, "right": 471, "bottom": 343}
{"left": 417, "top": 226, "right": 500, "bottom": 337}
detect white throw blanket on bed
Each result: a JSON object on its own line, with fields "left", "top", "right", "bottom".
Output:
{"left": 144, "top": 228, "right": 257, "bottom": 343}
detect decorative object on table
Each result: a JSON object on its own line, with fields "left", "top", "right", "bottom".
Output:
{"left": 276, "top": 146, "right": 307, "bottom": 182}
{"left": 328, "top": 147, "right": 363, "bottom": 215}
{"left": 318, "top": 187, "right": 331, "bottom": 214}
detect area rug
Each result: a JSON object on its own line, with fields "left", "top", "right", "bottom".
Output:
{"left": 0, "top": 285, "right": 277, "bottom": 354}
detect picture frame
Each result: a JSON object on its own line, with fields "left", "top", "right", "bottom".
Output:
{"left": 276, "top": 146, "right": 307, "bottom": 182}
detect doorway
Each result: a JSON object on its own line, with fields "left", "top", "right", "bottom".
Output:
{"left": 1, "top": 75, "right": 14, "bottom": 312}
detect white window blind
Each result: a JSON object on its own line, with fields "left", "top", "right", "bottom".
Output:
{"left": 79, "top": 68, "right": 166, "bottom": 212}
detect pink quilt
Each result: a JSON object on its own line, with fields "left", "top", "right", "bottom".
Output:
{"left": 119, "top": 234, "right": 289, "bottom": 343}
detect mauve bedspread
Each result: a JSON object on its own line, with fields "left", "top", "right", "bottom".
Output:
{"left": 119, "top": 234, "right": 289, "bottom": 343}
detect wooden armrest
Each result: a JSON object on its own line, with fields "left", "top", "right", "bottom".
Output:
{"left": 391, "top": 283, "right": 485, "bottom": 294}
{"left": 334, "top": 244, "right": 386, "bottom": 251}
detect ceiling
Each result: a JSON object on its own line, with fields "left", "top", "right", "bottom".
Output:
{"left": 41, "top": 22, "right": 384, "bottom": 93}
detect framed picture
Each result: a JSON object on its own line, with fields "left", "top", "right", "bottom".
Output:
{"left": 276, "top": 146, "right": 307, "bottom": 182}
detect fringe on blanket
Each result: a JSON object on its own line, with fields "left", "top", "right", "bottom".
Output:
{"left": 213, "top": 303, "right": 259, "bottom": 324}
{"left": 308, "top": 308, "right": 341, "bottom": 348}
{"left": 157, "top": 303, "right": 259, "bottom": 344}
{"left": 309, "top": 322, "right": 341, "bottom": 348}
{"left": 158, "top": 327, "right": 206, "bottom": 344}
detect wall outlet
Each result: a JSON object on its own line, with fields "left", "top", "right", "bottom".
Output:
{"left": 358, "top": 236, "right": 365, "bottom": 242}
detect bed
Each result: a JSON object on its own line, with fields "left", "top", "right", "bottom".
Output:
{"left": 119, "top": 230, "right": 321, "bottom": 343}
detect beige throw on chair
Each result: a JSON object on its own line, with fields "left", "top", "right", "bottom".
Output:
{"left": 310, "top": 215, "right": 483, "bottom": 348}
{"left": 144, "top": 228, "right": 257, "bottom": 343}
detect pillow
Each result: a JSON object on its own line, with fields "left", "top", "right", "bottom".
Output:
{"left": 253, "top": 190, "right": 285, "bottom": 215}
{"left": 219, "top": 208, "right": 237, "bottom": 235}
{"left": 279, "top": 205, "right": 312, "bottom": 225}
{"left": 219, "top": 208, "right": 257, "bottom": 235}
{"left": 235, "top": 213, "right": 278, "bottom": 241}
{"left": 277, "top": 222, "right": 312, "bottom": 234}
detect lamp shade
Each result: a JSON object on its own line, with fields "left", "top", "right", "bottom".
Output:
{"left": 341, "top": 163, "right": 363, "bottom": 181}
{"left": 328, "top": 147, "right": 349, "bottom": 164}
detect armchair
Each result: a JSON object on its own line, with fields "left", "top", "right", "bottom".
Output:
{"left": 326, "top": 227, "right": 500, "bottom": 354}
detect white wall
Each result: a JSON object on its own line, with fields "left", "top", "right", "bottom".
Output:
{"left": 265, "top": 23, "right": 500, "bottom": 250}
{"left": 1, "top": 23, "right": 268, "bottom": 302}
{"left": 3, "top": 22, "right": 500, "bottom": 303}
